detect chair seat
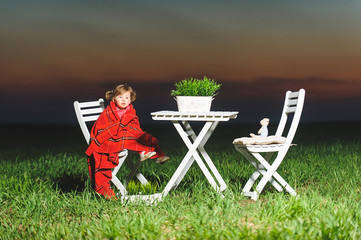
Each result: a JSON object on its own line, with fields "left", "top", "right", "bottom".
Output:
{"left": 235, "top": 144, "right": 288, "bottom": 153}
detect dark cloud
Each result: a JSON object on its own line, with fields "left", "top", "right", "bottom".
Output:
{"left": 1, "top": 77, "right": 360, "bottom": 124}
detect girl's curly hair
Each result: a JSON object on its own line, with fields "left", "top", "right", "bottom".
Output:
{"left": 105, "top": 83, "right": 136, "bottom": 102}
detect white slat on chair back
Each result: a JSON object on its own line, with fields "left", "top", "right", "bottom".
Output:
{"left": 275, "top": 89, "right": 305, "bottom": 144}
{"left": 285, "top": 91, "right": 300, "bottom": 114}
{"left": 74, "top": 98, "right": 105, "bottom": 144}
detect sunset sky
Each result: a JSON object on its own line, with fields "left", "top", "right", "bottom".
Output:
{"left": 1, "top": 0, "right": 361, "bottom": 124}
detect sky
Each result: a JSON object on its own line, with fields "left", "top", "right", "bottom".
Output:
{"left": 1, "top": 0, "right": 361, "bottom": 124}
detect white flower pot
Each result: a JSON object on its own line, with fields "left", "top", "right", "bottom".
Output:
{"left": 175, "top": 96, "right": 213, "bottom": 113}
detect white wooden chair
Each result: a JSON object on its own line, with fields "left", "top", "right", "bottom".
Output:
{"left": 73, "top": 98, "right": 148, "bottom": 197}
{"left": 233, "top": 89, "right": 305, "bottom": 200}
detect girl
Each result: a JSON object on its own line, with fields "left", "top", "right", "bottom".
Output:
{"left": 85, "top": 83, "right": 170, "bottom": 198}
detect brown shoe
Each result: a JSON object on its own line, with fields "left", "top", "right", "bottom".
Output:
{"left": 156, "top": 156, "right": 170, "bottom": 164}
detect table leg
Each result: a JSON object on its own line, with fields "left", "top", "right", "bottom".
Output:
{"left": 178, "top": 121, "right": 220, "bottom": 189}
{"left": 161, "top": 121, "right": 204, "bottom": 196}
{"left": 162, "top": 120, "right": 226, "bottom": 196}
{"left": 183, "top": 121, "right": 227, "bottom": 192}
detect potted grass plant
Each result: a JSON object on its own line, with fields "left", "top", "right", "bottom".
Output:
{"left": 171, "top": 76, "right": 221, "bottom": 113}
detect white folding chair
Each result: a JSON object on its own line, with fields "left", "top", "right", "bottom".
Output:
{"left": 73, "top": 98, "right": 148, "bottom": 197}
{"left": 233, "top": 89, "right": 305, "bottom": 200}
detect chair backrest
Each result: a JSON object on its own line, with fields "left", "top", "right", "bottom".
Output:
{"left": 73, "top": 98, "right": 105, "bottom": 144}
{"left": 274, "top": 89, "right": 305, "bottom": 144}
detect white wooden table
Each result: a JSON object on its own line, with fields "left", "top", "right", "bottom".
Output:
{"left": 151, "top": 111, "right": 238, "bottom": 197}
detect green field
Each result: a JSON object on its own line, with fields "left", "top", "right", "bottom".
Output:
{"left": 1, "top": 122, "right": 361, "bottom": 239}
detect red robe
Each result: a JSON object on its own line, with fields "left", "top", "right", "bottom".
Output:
{"left": 85, "top": 101, "right": 165, "bottom": 198}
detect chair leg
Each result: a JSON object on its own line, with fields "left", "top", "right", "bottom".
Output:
{"left": 111, "top": 150, "right": 129, "bottom": 196}
{"left": 285, "top": 185, "right": 297, "bottom": 196}
{"left": 126, "top": 159, "right": 148, "bottom": 185}
{"left": 135, "top": 173, "right": 148, "bottom": 185}
{"left": 251, "top": 192, "right": 259, "bottom": 201}
{"left": 111, "top": 175, "right": 127, "bottom": 196}
{"left": 111, "top": 149, "right": 149, "bottom": 196}
{"left": 254, "top": 151, "right": 289, "bottom": 198}
{"left": 238, "top": 146, "right": 295, "bottom": 200}
{"left": 112, "top": 149, "right": 128, "bottom": 176}
{"left": 126, "top": 159, "right": 140, "bottom": 183}
{"left": 242, "top": 170, "right": 260, "bottom": 193}
{"left": 238, "top": 148, "right": 284, "bottom": 193}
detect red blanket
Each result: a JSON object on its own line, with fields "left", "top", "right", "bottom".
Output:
{"left": 86, "top": 101, "right": 165, "bottom": 198}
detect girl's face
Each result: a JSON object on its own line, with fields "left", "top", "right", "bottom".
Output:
{"left": 113, "top": 91, "right": 131, "bottom": 109}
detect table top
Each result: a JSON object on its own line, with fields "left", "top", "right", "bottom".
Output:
{"left": 151, "top": 110, "right": 238, "bottom": 121}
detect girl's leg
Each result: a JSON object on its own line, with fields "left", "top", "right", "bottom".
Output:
{"left": 124, "top": 132, "right": 167, "bottom": 159}
{"left": 88, "top": 153, "right": 116, "bottom": 199}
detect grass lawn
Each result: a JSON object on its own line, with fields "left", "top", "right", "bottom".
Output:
{"left": 1, "top": 122, "right": 361, "bottom": 239}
